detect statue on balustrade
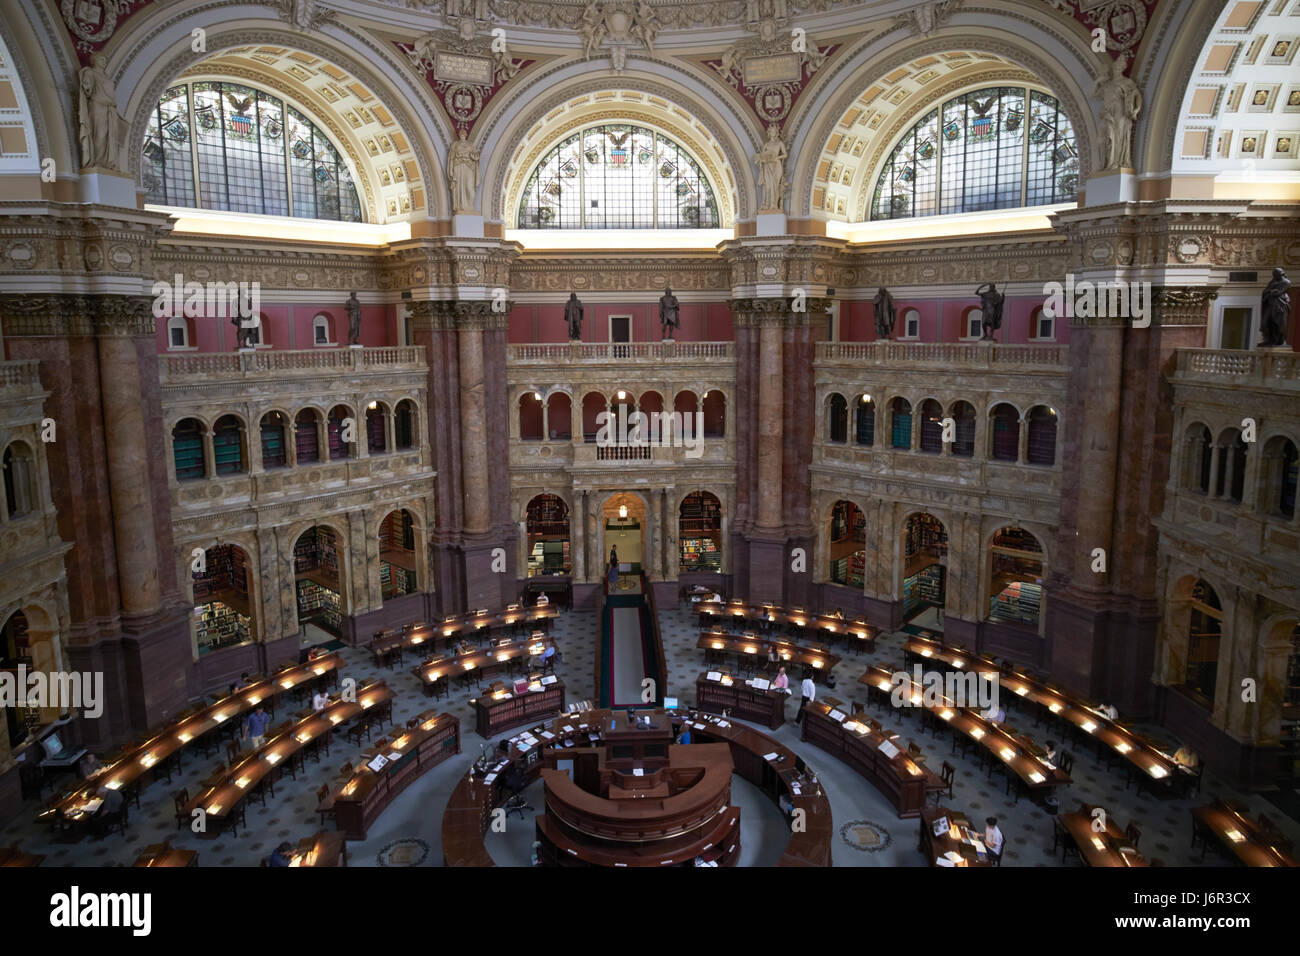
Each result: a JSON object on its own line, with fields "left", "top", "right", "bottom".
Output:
{"left": 1260, "top": 267, "right": 1291, "bottom": 348}
{"left": 975, "top": 282, "right": 1004, "bottom": 341}
{"left": 659, "top": 286, "right": 680, "bottom": 340}
{"left": 346, "top": 291, "right": 363, "bottom": 346}
{"left": 565, "top": 292, "right": 585, "bottom": 340}
{"left": 231, "top": 313, "right": 255, "bottom": 350}
{"left": 873, "top": 286, "right": 896, "bottom": 339}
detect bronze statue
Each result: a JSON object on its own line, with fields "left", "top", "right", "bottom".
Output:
{"left": 1260, "top": 267, "right": 1291, "bottom": 348}
{"left": 346, "top": 291, "right": 362, "bottom": 346}
{"left": 659, "top": 285, "right": 680, "bottom": 339}
{"left": 564, "top": 292, "right": 584, "bottom": 340}
{"left": 232, "top": 314, "right": 254, "bottom": 350}
{"left": 976, "top": 282, "right": 1005, "bottom": 341}
{"left": 873, "top": 286, "right": 896, "bottom": 339}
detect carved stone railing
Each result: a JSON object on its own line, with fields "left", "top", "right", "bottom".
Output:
{"left": 507, "top": 341, "right": 733, "bottom": 364}
{"left": 815, "top": 341, "right": 1067, "bottom": 369}
{"left": 1174, "top": 348, "right": 1300, "bottom": 389}
{"left": 160, "top": 347, "right": 425, "bottom": 382}
{"left": 0, "top": 360, "right": 42, "bottom": 391}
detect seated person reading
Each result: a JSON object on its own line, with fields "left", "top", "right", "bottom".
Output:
{"left": 1172, "top": 743, "right": 1199, "bottom": 770}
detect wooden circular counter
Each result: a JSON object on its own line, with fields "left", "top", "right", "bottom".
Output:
{"left": 442, "top": 707, "right": 832, "bottom": 867}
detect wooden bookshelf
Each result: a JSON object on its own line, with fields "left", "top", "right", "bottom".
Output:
{"left": 474, "top": 679, "right": 565, "bottom": 738}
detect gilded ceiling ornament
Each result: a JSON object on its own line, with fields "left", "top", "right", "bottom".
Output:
{"left": 709, "top": 21, "right": 830, "bottom": 128}
{"left": 579, "top": 1, "right": 660, "bottom": 73}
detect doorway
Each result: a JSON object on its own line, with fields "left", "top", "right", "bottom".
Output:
{"left": 1221, "top": 308, "right": 1252, "bottom": 350}
{"left": 602, "top": 493, "right": 645, "bottom": 573}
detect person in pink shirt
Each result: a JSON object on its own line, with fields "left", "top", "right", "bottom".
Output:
{"left": 772, "top": 666, "right": 789, "bottom": 690}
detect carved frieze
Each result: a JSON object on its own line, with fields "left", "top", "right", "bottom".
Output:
{"left": 0, "top": 293, "right": 155, "bottom": 337}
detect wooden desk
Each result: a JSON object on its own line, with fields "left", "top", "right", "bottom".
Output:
{"left": 132, "top": 845, "right": 199, "bottom": 867}
{"left": 185, "top": 681, "right": 394, "bottom": 835}
{"left": 1192, "top": 800, "right": 1299, "bottom": 867}
{"left": 474, "top": 677, "right": 566, "bottom": 738}
{"left": 0, "top": 847, "right": 45, "bottom": 867}
{"left": 903, "top": 634, "right": 1180, "bottom": 787}
{"left": 801, "top": 700, "right": 946, "bottom": 818}
{"left": 431, "top": 606, "right": 558, "bottom": 645}
{"left": 334, "top": 710, "right": 460, "bottom": 839}
{"left": 696, "top": 671, "right": 788, "bottom": 729}
{"left": 38, "top": 652, "right": 344, "bottom": 826}
{"left": 697, "top": 629, "right": 841, "bottom": 680}
{"left": 289, "top": 830, "right": 348, "bottom": 867}
{"left": 860, "top": 665, "right": 1070, "bottom": 799}
{"left": 918, "top": 805, "right": 991, "bottom": 867}
{"left": 415, "top": 637, "right": 549, "bottom": 693}
{"left": 697, "top": 601, "right": 876, "bottom": 652}
{"left": 1058, "top": 805, "right": 1148, "bottom": 867}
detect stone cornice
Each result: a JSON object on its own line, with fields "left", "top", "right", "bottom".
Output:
{"left": 728, "top": 295, "right": 830, "bottom": 327}
{"left": 0, "top": 293, "right": 156, "bottom": 338}
{"left": 408, "top": 299, "right": 512, "bottom": 331}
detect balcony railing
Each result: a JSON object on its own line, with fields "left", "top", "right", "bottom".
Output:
{"left": 161, "top": 347, "right": 425, "bottom": 382}
{"left": 0, "top": 360, "right": 43, "bottom": 391}
{"left": 507, "top": 341, "right": 733, "bottom": 364}
{"left": 816, "top": 341, "right": 1066, "bottom": 369}
{"left": 1174, "top": 348, "right": 1300, "bottom": 388}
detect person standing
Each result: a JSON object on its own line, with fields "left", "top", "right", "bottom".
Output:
{"left": 984, "top": 817, "right": 1004, "bottom": 863}
{"left": 244, "top": 705, "right": 271, "bottom": 750}
{"left": 796, "top": 668, "right": 816, "bottom": 724}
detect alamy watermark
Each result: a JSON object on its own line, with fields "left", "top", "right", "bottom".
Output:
{"left": 890, "top": 665, "right": 999, "bottom": 712}
{"left": 1042, "top": 274, "right": 1152, "bottom": 328}
{"left": 0, "top": 666, "right": 104, "bottom": 719}
{"left": 151, "top": 274, "right": 261, "bottom": 328}
{"left": 594, "top": 407, "right": 706, "bottom": 459}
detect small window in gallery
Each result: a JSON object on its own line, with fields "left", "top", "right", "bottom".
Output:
{"left": 167, "top": 316, "right": 189, "bottom": 348}
{"left": 314, "top": 314, "right": 331, "bottom": 345}
{"left": 903, "top": 309, "right": 920, "bottom": 338}
{"left": 1034, "top": 306, "right": 1054, "bottom": 340}
{"left": 964, "top": 308, "right": 983, "bottom": 339}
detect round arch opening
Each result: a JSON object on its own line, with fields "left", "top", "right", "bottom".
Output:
{"left": 379, "top": 509, "right": 419, "bottom": 601}
{"left": 294, "top": 525, "right": 344, "bottom": 641}
{"left": 193, "top": 543, "right": 256, "bottom": 656}
{"left": 527, "top": 494, "right": 571, "bottom": 577}
{"left": 902, "top": 513, "right": 948, "bottom": 628}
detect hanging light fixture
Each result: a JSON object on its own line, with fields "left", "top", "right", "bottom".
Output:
{"left": 618, "top": 504, "right": 628, "bottom": 520}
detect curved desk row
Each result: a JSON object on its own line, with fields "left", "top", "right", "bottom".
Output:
{"left": 696, "top": 601, "right": 877, "bottom": 652}
{"left": 442, "top": 708, "right": 833, "bottom": 867}
{"left": 902, "top": 633, "right": 1181, "bottom": 788}
{"left": 39, "top": 652, "right": 343, "bottom": 826}
{"left": 697, "top": 629, "right": 841, "bottom": 680}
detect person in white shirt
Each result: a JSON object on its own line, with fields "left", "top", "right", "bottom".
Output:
{"left": 796, "top": 671, "right": 816, "bottom": 724}
{"left": 1042, "top": 740, "right": 1057, "bottom": 764}
{"left": 984, "top": 817, "right": 1004, "bottom": 861}
{"left": 1098, "top": 702, "right": 1118, "bottom": 720}
{"left": 535, "top": 592, "right": 549, "bottom": 606}
{"left": 981, "top": 703, "right": 1006, "bottom": 725}
{"left": 312, "top": 689, "right": 330, "bottom": 712}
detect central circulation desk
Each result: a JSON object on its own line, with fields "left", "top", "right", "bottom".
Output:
{"left": 441, "top": 707, "right": 832, "bottom": 867}
{"left": 800, "top": 700, "right": 946, "bottom": 818}
{"left": 333, "top": 709, "right": 461, "bottom": 839}
{"left": 696, "top": 671, "right": 788, "bottom": 729}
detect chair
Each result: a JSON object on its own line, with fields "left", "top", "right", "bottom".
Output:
{"left": 939, "top": 761, "right": 955, "bottom": 801}
{"left": 92, "top": 799, "right": 129, "bottom": 839}
{"left": 338, "top": 761, "right": 354, "bottom": 780}
{"left": 907, "top": 740, "right": 926, "bottom": 764}
{"left": 501, "top": 765, "right": 534, "bottom": 819}
{"left": 1124, "top": 821, "right": 1141, "bottom": 849}
{"left": 1190, "top": 815, "right": 1214, "bottom": 859}
{"left": 316, "top": 784, "right": 336, "bottom": 828}
{"left": 173, "top": 788, "right": 191, "bottom": 830}
{"left": 1052, "top": 817, "right": 1080, "bottom": 863}
{"left": 346, "top": 716, "right": 373, "bottom": 747}
{"left": 1059, "top": 751, "right": 1075, "bottom": 776}
{"left": 226, "top": 739, "right": 244, "bottom": 765}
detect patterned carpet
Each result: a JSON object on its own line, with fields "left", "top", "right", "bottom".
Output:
{"left": 2, "top": 603, "right": 1296, "bottom": 867}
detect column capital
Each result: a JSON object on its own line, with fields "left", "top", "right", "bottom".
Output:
{"left": 728, "top": 296, "right": 830, "bottom": 328}
{"left": 0, "top": 293, "right": 156, "bottom": 337}
{"left": 408, "top": 299, "right": 512, "bottom": 332}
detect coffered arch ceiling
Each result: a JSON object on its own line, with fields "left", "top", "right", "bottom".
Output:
{"left": 1165, "top": 0, "right": 1300, "bottom": 196}
{"left": 110, "top": 8, "right": 452, "bottom": 222}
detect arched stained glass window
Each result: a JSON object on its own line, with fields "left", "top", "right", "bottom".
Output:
{"left": 142, "top": 81, "right": 363, "bottom": 222}
{"left": 871, "top": 87, "right": 1077, "bottom": 220}
{"left": 518, "top": 124, "right": 719, "bottom": 228}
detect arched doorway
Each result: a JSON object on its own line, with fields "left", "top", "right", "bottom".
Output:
{"left": 902, "top": 513, "right": 948, "bottom": 628}
{"left": 526, "top": 494, "right": 571, "bottom": 576}
{"left": 679, "top": 490, "right": 722, "bottom": 572}
{"left": 987, "top": 527, "right": 1044, "bottom": 628}
{"left": 293, "top": 525, "right": 344, "bottom": 640}
{"left": 192, "top": 543, "right": 256, "bottom": 656}
{"left": 1183, "top": 579, "right": 1223, "bottom": 707}
{"left": 2, "top": 610, "right": 33, "bottom": 748}
{"left": 828, "top": 500, "right": 865, "bottom": 587}
{"left": 379, "top": 509, "right": 419, "bottom": 600}
{"left": 602, "top": 493, "right": 646, "bottom": 573}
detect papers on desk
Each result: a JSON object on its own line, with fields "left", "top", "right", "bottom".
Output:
{"left": 716, "top": 721, "right": 730, "bottom": 728}
{"left": 878, "top": 740, "right": 901, "bottom": 759}
{"left": 387, "top": 751, "right": 402, "bottom": 762}
{"left": 828, "top": 709, "right": 846, "bottom": 722}
{"left": 632, "top": 768, "right": 644, "bottom": 777}
{"left": 81, "top": 797, "right": 104, "bottom": 814}
{"left": 541, "top": 675, "right": 558, "bottom": 685}
{"left": 842, "top": 721, "right": 862, "bottom": 733}
{"left": 752, "top": 678, "right": 771, "bottom": 691}
{"left": 540, "top": 731, "right": 555, "bottom": 740}
{"left": 944, "top": 851, "right": 964, "bottom": 864}
{"left": 691, "top": 722, "right": 705, "bottom": 730}
{"left": 482, "top": 773, "right": 497, "bottom": 784}
{"left": 367, "top": 755, "right": 389, "bottom": 772}
{"left": 706, "top": 671, "right": 722, "bottom": 682}
{"left": 562, "top": 725, "right": 575, "bottom": 733}
{"left": 932, "top": 816, "right": 949, "bottom": 837}
{"left": 762, "top": 752, "right": 779, "bottom": 762}
{"left": 935, "top": 855, "right": 957, "bottom": 867}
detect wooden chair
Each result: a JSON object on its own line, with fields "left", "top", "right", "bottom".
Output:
{"left": 1124, "top": 821, "right": 1141, "bottom": 849}
{"left": 907, "top": 740, "right": 926, "bottom": 764}
{"left": 1059, "top": 751, "right": 1075, "bottom": 776}
{"left": 1052, "top": 817, "right": 1080, "bottom": 863}
{"left": 173, "top": 789, "right": 190, "bottom": 830}
{"left": 337, "top": 761, "right": 354, "bottom": 781}
{"left": 316, "top": 784, "right": 336, "bottom": 828}
{"left": 346, "top": 716, "right": 373, "bottom": 747}
{"left": 939, "top": 761, "right": 955, "bottom": 801}
{"left": 1189, "top": 815, "right": 1215, "bottom": 859}
{"left": 226, "top": 739, "right": 244, "bottom": 765}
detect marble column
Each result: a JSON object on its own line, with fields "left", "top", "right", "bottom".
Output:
{"left": 96, "top": 328, "right": 162, "bottom": 616}
{"left": 756, "top": 322, "right": 784, "bottom": 531}
{"left": 458, "top": 326, "right": 490, "bottom": 535}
